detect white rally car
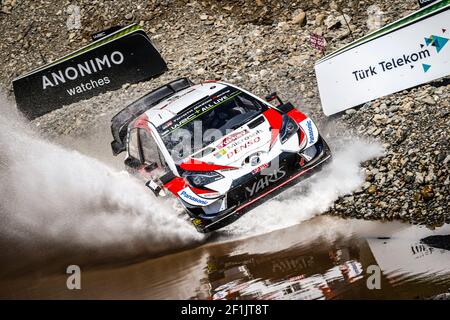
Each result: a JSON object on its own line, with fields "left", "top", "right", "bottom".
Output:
{"left": 111, "top": 78, "right": 331, "bottom": 232}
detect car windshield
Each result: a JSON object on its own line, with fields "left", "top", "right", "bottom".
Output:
{"left": 157, "top": 87, "right": 268, "bottom": 162}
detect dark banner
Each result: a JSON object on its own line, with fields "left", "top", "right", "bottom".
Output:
{"left": 13, "top": 26, "right": 168, "bottom": 119}
{"left": 0, "top": 300, "right": 445, "bottom": 319}
{"left": 418, "top": 0, "right": 439, "bottom": 7}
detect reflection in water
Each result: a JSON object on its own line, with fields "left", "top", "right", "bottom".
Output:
{"left": 366, "top": 226, "right": 450, "bottom": 289}
{"left": 192, "top": 239, "right": 370, "bottom": 300}
{"left": 0, "top": 216, "right": 449, "bottom": 299}
{"left": 191, "top": 218, "right": 450, "bottom": 300}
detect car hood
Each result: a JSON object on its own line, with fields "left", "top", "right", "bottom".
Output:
{"left": 184, "top": 116, "right": 273, "bottom": 169}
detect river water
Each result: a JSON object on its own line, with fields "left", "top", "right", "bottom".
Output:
{"left": 1, "top": 216, "right": 449, "bottom": 299}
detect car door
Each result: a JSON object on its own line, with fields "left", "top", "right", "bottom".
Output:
{"left": 138, "top": 128, "right": 168, "bottom": 179}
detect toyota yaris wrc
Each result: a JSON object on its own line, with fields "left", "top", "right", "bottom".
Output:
{"left": 110, "top": 78, "right": 331, "bottom": 232}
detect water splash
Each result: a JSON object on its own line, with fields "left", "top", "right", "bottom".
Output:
{"left": 223, "top": 135, "right": 384, "bottom": 237}
{"left": 0, "top": 96, "right": 203, "bottom": 276}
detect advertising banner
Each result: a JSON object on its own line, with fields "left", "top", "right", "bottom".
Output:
{"left": 13, "top": 24, "right": 168, "bottom": 119}
{"left": 418, "top": 0, "right": 439, "bottom": 8}
{"left": 315, "top": 1, "right": 449, "bottom": 116}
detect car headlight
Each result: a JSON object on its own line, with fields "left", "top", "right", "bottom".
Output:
{"left": 185, "top": 171, "right": 224, "bottom": 187}
{"left": 280, "top": 114, "right": 298, "bottom": 144}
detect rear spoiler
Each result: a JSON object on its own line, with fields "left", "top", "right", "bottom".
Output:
{"left": 110, "top": 77, "right": 194, "bottom": 155}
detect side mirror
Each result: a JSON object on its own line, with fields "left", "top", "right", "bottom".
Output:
{"left": 265, "top": 92, "right": 284, "bottom": 106}
{"left": 124, "top": 156, "right": 142, "bottom": 169}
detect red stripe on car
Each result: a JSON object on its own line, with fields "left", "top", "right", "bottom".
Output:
{"left": 287, "top": 109, "right": 307, "bottom": 123}
{"left": 180, "top": 159, "right": 237, "bottom": 171}
{"left": 288, "top": 109, "right": 307, "bottom": 145}
{"left": 164, "top": 177, "right": 187, "bottom": 195}
{"left": 263, "top": 108, "right": 282, "bottom": 148}
{"left": 298, "top": 128, "right": 305, "bottom": 146}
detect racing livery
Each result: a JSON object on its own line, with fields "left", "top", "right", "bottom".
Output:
{"left": 110, "top": 78, "right": 331, "bottom": 232}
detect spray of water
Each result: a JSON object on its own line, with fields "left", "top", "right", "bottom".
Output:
{"left": 0, "top": 96, "right": 203, "bottom": 276}
{"left": 223, "top": 134, "right": 384, "bottom": 237}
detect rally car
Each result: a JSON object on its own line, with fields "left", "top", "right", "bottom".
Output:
{"left": 110, "top": 78, "right": 331, "bottom": 233}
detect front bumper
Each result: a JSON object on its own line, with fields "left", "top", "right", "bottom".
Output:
{"left": 185, "top": 136, "right": 332, "bottom": 233}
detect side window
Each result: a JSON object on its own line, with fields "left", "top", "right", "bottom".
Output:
{"left": 138, "top": 129, "right": 167, "bottom": 169}
{"left": 128, "top": 129, "right": 140, "bottom": 160}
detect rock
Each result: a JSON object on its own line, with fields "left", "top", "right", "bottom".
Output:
{"left": 420, "top": 186, "right": 434, "bottom": 201}
{"left": 200, "top": 14, "right": 208, "bottom": 21}
{"left": 337, "top": 14, "right": 352, "bottom": 27}
{"left": 125, "top": 13, "right": 133, "bottom": 20}
{"left": 324, "top": 15, "right": 341, "bottom": 29}
{"left": 291, "top": 10, "right": 306, "bottom": 26}
{"left": 329, "top": 1, "right": 339, "bottom": 10}
{"left": 345, "top": 108, "right": 356, "bottom": 115}
{"left": 362, "top": 182, "right": 371, "bottom": 189}
{"left": 315, "top": 13, "right": 326, "bottom": 26}
{"left": 421, "top": 96, "right": 436, "bottom": 105}
{"left": 337, "top": 29, "right": 351, "bottom": 40}
{"left": 343, "top": 196, "right": 354, "bottom": 204}
{"left": 194, "top": 68, "right": 205, "bottom": 75}
{"left": 395, "top": 129, "right": 407, "bottom": 144}
{"left": 425, "top": 170, "right": 436, "bottom": 183}
{"left": 367, "top": 185, "right": 377, "bottom": 194}
{"left": 415, "top": 172, "right": 424, "bottom": 184}
{"left": 286, "top": 55, "right": 308, "bottom": 66}
{"left": 413, "top": 193, "right": 422, "bottom": 202}
{"left": 372, "top": 128, "right": 382, "bottom": 136}
{"left": 373, "top": 114, "right": 387, "bottom": 124}
{"left": 404, "top": 173, "right": 414, "bottom": 184}
{"left": 402, "top": 101, "right": 414, "bottom": 110}
{"left": 388, "top": 105, "right": 399, "bottom": 112}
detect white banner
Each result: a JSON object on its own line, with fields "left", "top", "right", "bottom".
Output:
{"left": 315, "top": 6, "right": 449, "bottom": 115}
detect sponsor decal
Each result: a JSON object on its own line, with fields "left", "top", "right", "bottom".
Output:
{"left": 213, "top": 148, "right": 227, "bottom": 159}
{"left": 226, "top": 136, "right": 261, "bottom": 159}
{"left": 41, "top": 51, "right": 124, "bottom": 89}
{"left": 306, "top": 120, "right": 314, "bottom": 144}
{"left": 315, "top": 5, "right": 450, "bottom": 115}
{"left": 180, "top": 190, "right": 209, "bottom": 205}
{"left": 252, "top": 162, "right": 269, "bottom": 175}
{"left": 13, "top": 24, "right": 168, "bottom": 119}
{"left": 422, "top": 33, "right": 448, "bottom": 70}
{"left": 246, "top": 167, "right": 286, "bottom": 196}
{"left": 351, "top": 32, "right": 450, "bottom": 80}
{"left": 192, "top": 218, "right": 203, "bottom": 226}
{"left": 159, "top": 88, "right": 240, "bottom": 134}
{"left": 309, "top": 33, "right": 327, "bottom": 53}
{"left": 213, "top": 129, "right": 263, "bottom": 159}
{"left": 91, "top": 26, "right": 123, "bottom": 41}
{"left": 216, "top": 129, "right": 249, "bottom": 149}
{"left": 352, "top": 49, "right": 431, "bottom": 81}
